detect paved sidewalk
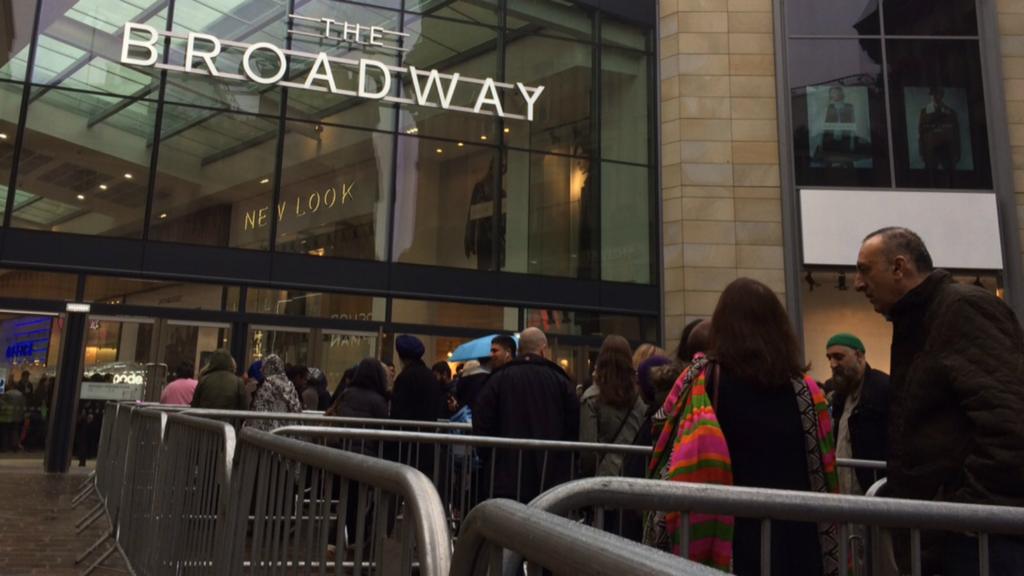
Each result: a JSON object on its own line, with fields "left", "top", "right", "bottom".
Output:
{"left": 0, "top": 459, "right": 129, "bottom": 575}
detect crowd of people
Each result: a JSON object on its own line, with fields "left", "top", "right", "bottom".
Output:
{"left": 152, "top": 226, "right": 1024, "bottom": 575}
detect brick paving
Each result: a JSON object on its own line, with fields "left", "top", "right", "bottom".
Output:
{"left": 0, "top": 458, "right": 129, "bottom": 575}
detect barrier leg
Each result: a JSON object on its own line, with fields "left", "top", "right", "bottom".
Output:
{"left": 76, "top": 528, "right": 113, "bottom": 565}
{"left": 76, "top": 502, "right": 104, "bottom": 528}
{"left": 72, "top": 485, "right": 96, "bottom": 508}
{"left": 75, "top": 506, "right": 106, "bottom": 535}
{"left": 78, "top": 542, "right": 116, "bottom": 576}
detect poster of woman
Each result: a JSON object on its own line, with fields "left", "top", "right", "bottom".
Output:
{"left": 806, "top": 84, "right": 874, "bottom": 169}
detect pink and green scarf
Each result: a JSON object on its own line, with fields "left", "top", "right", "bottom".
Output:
{"left": 645, "top": 356, "right": 840, "bottom": 575}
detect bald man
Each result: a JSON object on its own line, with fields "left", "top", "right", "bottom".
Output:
{"left": 473, "top": 327, "right": 580, "bottom": 502}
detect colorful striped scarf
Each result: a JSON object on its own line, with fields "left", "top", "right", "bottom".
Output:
{"left": 645, "top": 357, "right": 840, "bottom": 574}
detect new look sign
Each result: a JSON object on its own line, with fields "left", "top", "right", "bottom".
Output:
{"left": 120, "top": 16, "right": 545, "bottom": 121}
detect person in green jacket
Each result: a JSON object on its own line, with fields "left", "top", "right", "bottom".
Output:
{"left": 190, "top": 350, "right": 248, "bottom": 410}
{"left": 0, "top": 384, "right": 27, "bottom": 451}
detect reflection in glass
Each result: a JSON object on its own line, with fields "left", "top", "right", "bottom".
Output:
{"left": 506, "top": 0, "right": 592, "bottom": 42}
{"left": 406, "top": 0, "right": 498, "bottom": 25}
{"left": 84, "top": 275, "right": 237, "bottom": 311}
{"left": 789, "top": 39, "right": 890, "bottom": 187}
{"left": 392, "top": 136, "right": 499, "bottom": 270}
{"left": 786, "top": 0, "right": 879, "bottom": 36}
{"left": 399, "top": 14, "right": 498, "bottom": 142}
{"left": 524, "top": 308, "right": 658, "bottom": 342}
{"left": 392, "top": 298, "right": 517, "bottom": 331}
{"left": 0, "top": 311, "right": 62, "bottom": 457}
{"left": 33, "top": 0, "right": 167, "bottom": 95}
{"left": 602, "top": 17, "right": 649, "bottom": 51}
{"left": 0, "top": 268, "right": 78, "bottom": 301}
{"left": 150, "top": 108, "right": 277, "bottom": 249}
{"left": 0, "top": 0, "right": 39, "bottom": 81}
{"left": 276, "top": 123, "right": 392, "bottom": 260}
{"left": 322, "top": 331, "right": 378, "bottom": 393}
{"left": 504, "top": 35, "right": 592, "bottom": 157}
{"left": 13, "top": 88, "right": 156, "bottom": 237}
{"left": 886, "top": 40, "right": 990, "bottom": 189}
{"left": 504, "top": 150, "right": 596, "bottom": 279}
{"left": 601, "top": 162, "right": 650, "bottom": 284}
{"left": 0, "top": 82, "right": 23, "bottom": 224}
{"left": 883, "top": 0, "right": 976, "bottom": 36}
{"left": 601, "top": 46, "right": 648, "bottom": 164}
{"left": 246, "top": 287, "right": 385, "bottom": 321}
{"left": 248, "top": 326, "right": 309, "bottom": 367}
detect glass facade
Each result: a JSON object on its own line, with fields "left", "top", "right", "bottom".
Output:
{"left": 787, "top": 0, "right": 992, "bottom": 190}
{"left": 0, "top": 0, "right": 656, "bottom": 285}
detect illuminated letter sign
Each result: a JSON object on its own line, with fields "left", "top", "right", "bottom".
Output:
{"left": 119, "top": 16, "right": 544, "bottom": 121}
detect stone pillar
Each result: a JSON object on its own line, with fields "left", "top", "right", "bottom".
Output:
{"left": 660, "top": 0, "right": 786, "bottom": 352}
{"left": 997, "top": 1, "right": 1024, "bottom": 276}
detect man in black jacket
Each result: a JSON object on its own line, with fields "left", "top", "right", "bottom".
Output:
{"left": 855, "top": 226, "right": 1024, "bottom": 573}
{"left": 824, "top": 332, "right": 889, "bottom": 495}
{"left": 473, "top": 327, "right": 580, "bottom": 502}
{"left": 390, "top": 335, "right": 443, "bottom": 479}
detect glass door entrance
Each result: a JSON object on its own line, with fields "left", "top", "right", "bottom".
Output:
{"left": 0, "top": 310, "right": 63, "bottom": 457}
{"left": 321, "top": 329, "right": 379, "bottom": 394}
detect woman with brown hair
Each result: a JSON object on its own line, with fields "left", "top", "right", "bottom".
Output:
{"left": 647, "top": 278, "right": 839, "bottom": 576}
{"left": 579, "top": 334, "right": 647, "bottom": 478}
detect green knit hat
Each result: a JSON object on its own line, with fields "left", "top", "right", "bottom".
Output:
{"left": 827, "top": 333, "right": 865, "bottom": 353}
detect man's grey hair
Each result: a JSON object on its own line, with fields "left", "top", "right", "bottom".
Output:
{"left": 863, "top": 226, "right": 934, "bottom": 273}
{"left": 518, "top": 327, "right": 547, "bottom": 356}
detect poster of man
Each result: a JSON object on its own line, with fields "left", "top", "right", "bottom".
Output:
{"left": 807, "top": 85, "right": 873, "bottom": 169}
{"left": 904, "top": 86, "right": 973, "bottom": 186}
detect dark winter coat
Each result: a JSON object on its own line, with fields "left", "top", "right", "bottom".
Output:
{"left": 454, "top": 371, "right": 491, "bottom": 411}
{"left": 887, "top": 270, "right": 1024, "bottom": 508}
{"left": 830, "top": 365, "right": 890, "bottom": 491}
{"left": 472, "top": 353, "right": 580, "bottom": 502}
{"left": 334, "top": 386, "right": 389, "bottom": 456}
{"left": 390, "top": 359, "right": 443, "bottom": 422}
{"left": 191, "top": 351, "right": 247, "bottom": 411}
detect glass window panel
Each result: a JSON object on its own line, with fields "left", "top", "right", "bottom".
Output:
{"left": 506, "top": 0, "right": 592, "bottom": 42}
{"left": 0, "top": 82, "right": 24, "bottom": 225}
{"left": 0, "top": 268, "right": 78, "bottom": 301}
{"left": 504, "top": 36, "right": 592, "bottom": 157}
{"left": 391, "top": 298, "right": 517, "bottom": 331}
{"left": 83, "top": 275, "right": 237, "bottom": 311}
{"left": 0, "top": 0, "right": 39, "bottom": 81}
{"left": 321, "top": 330, "right": 378, "bottom": 393}
{"left": 33, "top": 0, "right": 167, "bottom": 95}
{"left": 883, "top": 0, "right": 977, "bottom": 37}
{"left": 601, "top": 162, "right": 650, "bottom": 284}
{"left": 284, "top": 1, "right": 400, "bottom": 131}
{"left": 398, "top": 13, "right": 498, "bottom": 142}
{"left": 405, "top": 0, "right": 498, "bottom": 25}
{"left": 789, "top": 39, "right": 891, "bottom": 187}
{"left": 886, "top": 40, "right": 991, "bottom": 189}
{"left": 601, "top": 46, "right": 648, "bottom": 164}
{"left": 276, "top": 122, "right": 392, "bottom": 261}
{"left": 245, "top": 287, "right": 385, "bottom": 321}
{"left": 392, "top": 135, "right": 500, "bottom": 270}
{"left": 248, "top": 325, "right": 310, "bottom": 367}
{"left": 503, "top": 150, "right": 597, "bottom": 279}
{"left": 786, "top": 0, "right": 879, "bottom": 36}
{"left": 163, "top": 0, "right": 287, "bottom": 113}
{"left": 524, "top": 308, "right": 658, "bottom": 341}
{"left": 13, "top": 88, "right": 155, "bottom": 238}
{"left": 602, "top": 18, "right": 649, "bottom": 51}
{"left": 149, "top": 107, "right": 277, "bottom": 250}
{"left": 386, "top": 331, "right": 468, "bottom": 367}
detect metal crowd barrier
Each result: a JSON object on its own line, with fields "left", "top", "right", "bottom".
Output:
{"left": 117, "top": 409, "right": 168, "bottom": 571}
{"left": 450, "top": 499, "right": 725, "bottom": 576}
{"left": 181, "top": 408, "right": 471, "bottom": 432}
{"left": 530, "top": 477, "right": 1024, "bottom": 576}
{"left": 215, "top": 427, "right": 451, "bottom": 576}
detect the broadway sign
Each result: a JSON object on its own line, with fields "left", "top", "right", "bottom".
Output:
{"left": 120, "top": 15, "right": 545, "bottom": 121}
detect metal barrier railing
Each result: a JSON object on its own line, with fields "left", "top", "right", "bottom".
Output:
{"left": 450, "top": 499, "right": 725, "bottom": 576}
{"left": 530, "top": 477, "right": 1024, "bottom": 576}
{"left": 215, "top": 427, "right": 451, "bottom": 576}
{"left": 181, "top": 408, "right": 471, "bottom": 432}
{"left": 118, "top": 408, "right": 167, "bottom": 571}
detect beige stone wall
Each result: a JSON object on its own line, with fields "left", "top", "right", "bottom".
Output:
{"left": 660, "top": 0, "right": 786, "bottom": 352}
{"left": 998, "top": 0, "right": 1024, "bottom": 275}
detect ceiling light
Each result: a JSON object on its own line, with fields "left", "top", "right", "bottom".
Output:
{"left": 159, "top": 213, "right": 167, "bottom": 219}
{"left": 457, "top": 142, "right": 464, "bottom": 148}
{"left": 503, "top": 127, "right": 510, "bottom": 134}
{"left": 76, "top": 194, "right": 85, "bottom": 200}
{"left": 479, "top": 135, "right": 487, "bottom": 141}
{"left": 124, "top": 173, "right": 133, "bottom": 179}
{"left": 259, "top": 178, "right": 270, "bottom": 184}
{"left": 405, "top": 127, "right": 419, "bottom": 135}
{"left": 98, "top": 184, "right": 107, "bottom": 190}
{"left": 0, "top": 133, "right": 7, "bottom": 140}
{"left": 435, "top": 148, "right": 443, "bottom": 154}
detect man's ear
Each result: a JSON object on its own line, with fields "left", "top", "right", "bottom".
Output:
{"left": 891, "top": 254, "right": 908, "bottom": 278}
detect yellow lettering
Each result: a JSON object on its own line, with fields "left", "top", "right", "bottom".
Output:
{"left": 324, "top": 187, "right": 337, "bottom": 208}
{"left": 244, "top": 209, "right": 256, "bottom": 231}
{"left": 277, "top": 201, "right": 286, "bottom": 221}
{"left": 295, "top": 197, "right": 306, "bottom": 216}
{"left": 341, "top": 182, "right": 354, "bottom": 204}
{"left": 257, "top": 207, "right": 268, "bottom": 228}
{"left": 308, "top": 191, "right": 321, "bottom": 213}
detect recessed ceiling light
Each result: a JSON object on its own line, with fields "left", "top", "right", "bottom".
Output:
{"left": 0, "top": 133, "right": 7, "bottom": 140}
{"left": 479, "top": 135, "right": 487, "bottom": 141}
{"left": 159, "top": 213, "right": 167, "bottom": 219}
{"left": 259, "top": 178, "right": 270, "bottom": 184}
{"left": 76, "top": 194, "right": 85, "bottom": 200}
{"left": 406, "top": 127, "right": 419, "bottom": 135}
{"left": 457, "top": 142, "right": 464, "bottom": 148}
{"left": 99, "top": 184, "right": 107, "bottom": 190}
{"left": 435, "top": 148, "right": 443, "bottom": 154}
{"left": 124, "top": 173, "right": 133, "bottom": 179}
{"left": 503, "top": 127, "right": 510, "bottom": 134}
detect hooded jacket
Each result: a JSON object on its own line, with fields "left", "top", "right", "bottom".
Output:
{"left": 191, "top": 351, "right": 247, "bottom": 411}
{"left": 247, "top": 355, "right": 303, "bottom": 432}
{"left": 887, "top": 270, "right": 1024, "bottom": 507}
{"left": 472, "top": 353, "right": 580, "bottom": 501}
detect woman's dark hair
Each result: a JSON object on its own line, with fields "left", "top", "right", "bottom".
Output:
{"left": 594, "top": 334, "right": 637, "bottom": 408}
{"left": 675, "top": 319, "right": 704, "bottom": 364}
{"left": 350, "top": 358, "right": 390, "bottom": 398}
{"left": 337, "top": 367, "right": 356, "bottom": 391}
{"left": 174, "top": 360, "right": 195, "bottom": 380}
{"left": 709, "top": 278, "right": 803, "bottom": 389}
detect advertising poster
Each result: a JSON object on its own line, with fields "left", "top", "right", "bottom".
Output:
{"left": 806, "top": 85, "right": 873, "bottom": 169}
{"left": 904, "top": 86, "right": 973, "bottom": 172}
